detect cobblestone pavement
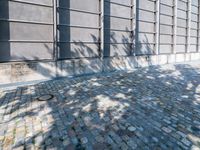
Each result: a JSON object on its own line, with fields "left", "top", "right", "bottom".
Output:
{"left": 0, "top": 63, "right": 200, "bottom": 150}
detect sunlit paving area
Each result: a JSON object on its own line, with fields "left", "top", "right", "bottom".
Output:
{"left": 0, "top": 62, "right": 199, "bottom": 150}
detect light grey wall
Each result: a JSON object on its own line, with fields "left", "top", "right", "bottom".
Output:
{"left": 136, "top": 0, "right": 156, "bottom": 55}
{"left": 0, "top": 0, "right": 54, "bottom": 61}
{"left": 190, "top": 0, "right": 199, "bottom": 52}
{"left": 0, "top": 0, "right": 200, "bottom": 62}
{"left": 104, "top": 0, "right": 133, "bottom": 57}
{"left": 176, "top": 0, "right": 188, "bottom": 53}
{"left": 159, "top": 0, "right": 174, "bottom": 54}
{"left": 57, "top": 0, "right": 100, "bottom": 59}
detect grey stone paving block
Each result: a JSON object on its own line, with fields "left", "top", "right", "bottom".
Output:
{"left": 0, "top": 63, "right": 200, "bottom": 149}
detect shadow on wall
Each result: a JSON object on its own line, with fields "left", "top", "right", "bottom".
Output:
{"left": 56, "top": 0, "right": 154, "bottom": 59}
{"left": 136, "top": 34, "right": 156, "bottom": 55}
{"left": 104, "top": 0, "right": 132, "bottom": 57}
{"left": 57, "top": 0, "right": 100, "bottom": 59}
{"left": 0, "top": 63, "right": 200, "bottom": 149}
{"left": 40, "top": 0, "right": 154, "bottom": 77}
{"left": 57, "top": 0, "right": 71, "bottom": 59}
{"left": 135, "top": 0, "right": 156, "bottom": 56}
{"left": 0, "top": 0, "right": 158, "bottom": 81}
{"left": 0, "top": 0, "right": 10, "bottom": 61}
{"left": 71, "top": 34, "right": 100, "bottom": 58}
{"left": 1, "top": 3, "right": 200, "bottom": 149}
{"left": 0, "top": 1, "right": 55, "bottom": 62}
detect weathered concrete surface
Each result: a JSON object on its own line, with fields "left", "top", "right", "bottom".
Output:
{"left": 1, "top": 53, "right": 200, "bottom": 85}
{"left": 0, "top": 62, "right": 200, "bottom": 149}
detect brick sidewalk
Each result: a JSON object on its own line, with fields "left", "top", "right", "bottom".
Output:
{"left": 0, "top": 63, "right": 200, "bottom": 150}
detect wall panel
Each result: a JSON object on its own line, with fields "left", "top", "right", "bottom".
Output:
{"left": 159, "top": 0, "right": 174, "bottom": 54}
{"left": 176, "top": 0, "right": 188, "bottom": 53}
{"left": 0, "top": 0, "right": 54, "bottom": 61}
{"left": 104, "top": 0, "right": 133, "bottom": 57}
{"left": 0, "top": 0, "right": 200, "bottom": 62}
{"left": 136, "top": 0, "right": 157, "bottom": 55}
{"left": 57, "top": 0, "right": 100, "bottom": 59}
{"left": 190, "top": 0, "right": 199, "bottom": 52}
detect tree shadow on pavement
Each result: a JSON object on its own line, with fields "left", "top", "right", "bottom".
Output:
{"left": 0, "top": 63, "right": 200, "bottom": 149}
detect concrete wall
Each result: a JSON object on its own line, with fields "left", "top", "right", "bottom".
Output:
{"left": 0, "top": 0, "right": 54, "bottom": 61}
{"left": 57, "top": 0, "right": 101, "bottom": 59}
{"left": 1, "top": 52, "right": 200, "bottom": 85}
{"left": 0, "top": 0, "right": 200, "bottom": 85}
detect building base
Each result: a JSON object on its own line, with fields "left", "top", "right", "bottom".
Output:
{"left": 0, "top": 53, "right": 200, "bottom": 85}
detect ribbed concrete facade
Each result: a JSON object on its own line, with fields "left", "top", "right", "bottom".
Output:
{"left": 0, "top": 0, "right": 200, "bottom": 84}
